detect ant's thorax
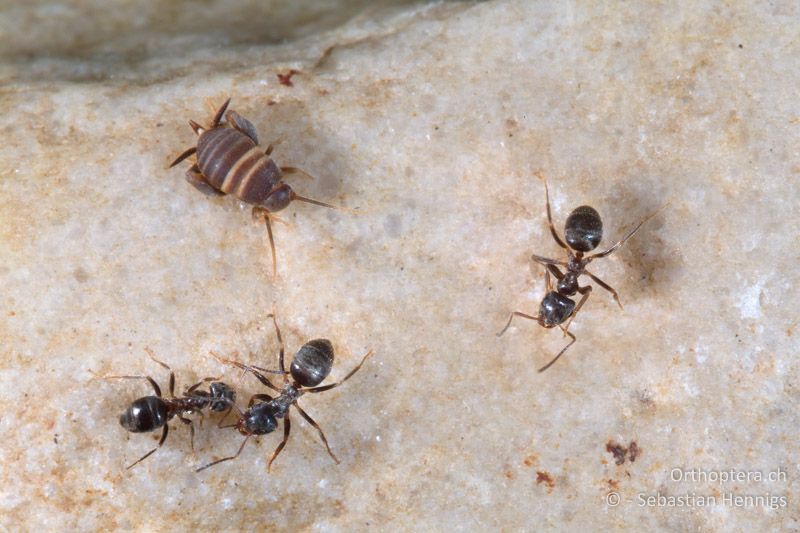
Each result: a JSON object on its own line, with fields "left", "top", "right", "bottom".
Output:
{"left": 272, "top": 382, "right": 304, "bottom": 418}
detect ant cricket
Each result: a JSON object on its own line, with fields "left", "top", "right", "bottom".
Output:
{"left": 498, "top": 174, "right": 666, "bottom": 372}
{"left": 170, "top": 98, "right": 357, "bottom": 278}
{"left": 196, "top": 313, "right": 373, "bottom": 473}
{"left": 92, "top": 349, "right": 236, "bottom": 469}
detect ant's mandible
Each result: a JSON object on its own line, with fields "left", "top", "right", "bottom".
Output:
{"left": 196, "top": 313, "right": 373, "bottom": 472}
{"left": 498, "top": 174, "right": 665, "bottom": 372}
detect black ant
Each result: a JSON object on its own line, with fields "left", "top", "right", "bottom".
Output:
{"left": 196, "top": 314, "right": 373, "bottom": 472}
{"left": 93, "top": 349, "right": 236, "bottom": 469}
{"left": 498, "top": 175, "right": 665, "bottom": 372}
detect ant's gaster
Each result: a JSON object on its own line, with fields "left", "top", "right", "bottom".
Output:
{"left": 93, "top": 349, "right": 236, "bottom": 469}
{"left": 196, "top": 314, "right": 373, "bottom": 472}
{"left": 498, "top": 174, "right": 665, "bottom": 372}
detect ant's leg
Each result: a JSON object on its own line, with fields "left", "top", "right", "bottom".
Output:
{"left": 266, "top": 311, "right": 288, "bottom": 376}
{"left": 546, "top": 264, "right": 565, "bottom": 281}
{"left": 294, "top": 403, "right": 340, "bottom": 464}
{"left": 210, "top": 351, "right": 282, "bottom": 392}
{"left": 561, "top": 286, "right": 592, "bottom": 334}
{"left": 185, "top": 377, "right": 221, "bottom": 394}
{"left": 144, "top": 349, "right": 175, "bottom": 397}
{"left": 143, "top": 349, "right": 171, "bottom": 372}
{"left": 538, "top": 330, "right": 576, "bottom": 372}
{"left": 127, "top": 424, "right": 169, "bottom": 469}
{"left": 264, "top": 144, "right": 274, "bottom": 156}
{"left": 91, "top": 371, "right": 162, "bottom": 398}
{"left": 177, "top": 415, "right": 196, "bottom": 452}
{"left": 531, "top": 253, "right": 568, "bottom": 267}
{"left": 233, "top": 313, "right": 289, "bottom": 380}
{"left": 242, "top": 364, "right": 285, "bottom": 374}
{"left": 169, "top": 146, "right": 196, "bottom": 167}
{"left": 217, "top": 405, "right": 234, "bottom": 427}
{"left": 196, "top": 436, "right": 250, "bottom": 473}
{"left": 305, "top": 350, "right": 373, "bottom": 393}
{"left": 497, "top": 312, "right": 539, "bottom": 337}
{"left": 536, "top": 173, "right": 568, "bottom": 250}
{"left": 233, "top": 362, "right": 283, "bottom": 392}
{"left": 217, "top": 307, "right": 286, "bottom": 380}
{"left": 238, "top": 363, "right": 285, "bottom": 377}
{"left": 584, "top": 270, "right": 623, "bottom": 309}
{"left": 588, "top": 203, "right": 668, "bottom": 260}
{"left": 267, "top": 415, "right": 291, "bottom": 472}
{"left": 248, "top": 393, "right": 274, "bottom": 408}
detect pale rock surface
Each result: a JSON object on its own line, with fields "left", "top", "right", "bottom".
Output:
{"left": 1, "top": 0, "right": 798, "bottom": 530}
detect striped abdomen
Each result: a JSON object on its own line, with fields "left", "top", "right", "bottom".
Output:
{"left": 196, "top": 127, "right": 283, "bottom": 205}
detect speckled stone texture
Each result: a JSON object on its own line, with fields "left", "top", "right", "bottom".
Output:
{"left": 1, "top": 0, "right": 799, "bottom": 530}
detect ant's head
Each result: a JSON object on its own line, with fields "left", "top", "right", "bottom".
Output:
{"left": 240, "top": 405, "right": 277, "bottom": 436}
{"left": 291, "top": 339, "right": 334, "bottom": 387}
{"left": 564, "top": 205, "right": 603, "bottom": 252}
{"left": 208, "top": 382, "right": 236, "bottom": 412}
